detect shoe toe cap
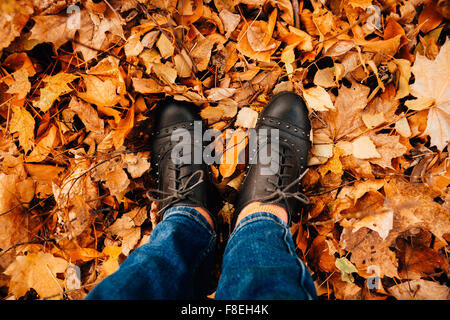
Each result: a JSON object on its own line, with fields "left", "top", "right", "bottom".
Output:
{"left": 260, "top": 92, "right": 310, "bottom": 130}
{"left": 153, "top": 99, "right": 201, "bottom": 131}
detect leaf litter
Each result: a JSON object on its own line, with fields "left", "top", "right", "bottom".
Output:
{"left": 0, "top": 0, "right": 449, "bottom": 300}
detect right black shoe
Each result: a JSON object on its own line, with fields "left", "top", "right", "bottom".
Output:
{"left": 146, "top": 98, "right": 217, "bottom": 223}
{"left": 233, "top": 92, "right": 312, "bottom": 227}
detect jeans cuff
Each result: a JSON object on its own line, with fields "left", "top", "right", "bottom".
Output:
{"left": 163, "top": 206, "right": 215, "bottom": 236}
{"left": 232, "top": 211, "right": 289, "bottom": 238}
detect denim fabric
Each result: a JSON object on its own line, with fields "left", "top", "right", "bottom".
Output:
{"left": 215, "top": 212, "right": 317, "bottom": 300}
{"left": 86, "top": 206, "right": 317, "bottom": 300}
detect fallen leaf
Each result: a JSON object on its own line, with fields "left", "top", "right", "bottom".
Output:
{"left": 34, "top": 73, "right": 78, "bottom": 112}
{"left": 68, "top": 97, "right": 104, "bottom": 134}
{"left": 26, "top": 125, "right": 58, "bottom": 163}
{"left": 235, "top": 107, "right": 258, "bottom": 128}
{"left": 9, "top": 104, "right": 35, "bottom": 153}
{"left": 156, "top": 33, "right": 174, "bottom": 59}
{"left": 410, "top": 40, "right": 450, "bottom": 150}
{"left": 219, "top": 128, "right": 248, "bottom": 178}
{"left": 206, "top": 88, "right": 236, "bottom": 101}
{"left": 335, "top": 257, "right": 358, "bottom": 283}
{"left": 5, "top": 252, "right": 69, "bottom": 299}
{"left": 388, "top": 280, "right": 449, "bottom": 300}
{"left": 6, "top": 69, "right": 30, "bottom": 100}
{"left": 29, "top": 15, "right": 77, "bottom": 49}
{"left": 351, "top": 136, "right": 380, "bottom": 160}
{"left": 303, "top": 86, "right": 335, "bottom": 112}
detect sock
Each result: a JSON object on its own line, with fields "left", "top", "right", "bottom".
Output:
{"left": 235, "top": 201, "right": 288, "bottom": 228}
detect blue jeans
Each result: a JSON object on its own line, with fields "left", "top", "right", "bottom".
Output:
{"left": 86, "top": 206, "right": 317, "bottom": 300}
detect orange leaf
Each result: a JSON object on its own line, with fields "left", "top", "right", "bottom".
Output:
{"left": 112, "top": 104, "right": 135, "bottom": 150}
{"left": 219, "top": 129, "right": 248, "bottom": 178}
{"left": 418, "top": 1, "right": 443, "bottom": 33}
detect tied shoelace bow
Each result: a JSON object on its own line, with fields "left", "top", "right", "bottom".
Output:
{"left": 146, "top": 169, "right": 204, "bottom": 215}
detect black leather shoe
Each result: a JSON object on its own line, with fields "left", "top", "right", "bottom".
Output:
{"left": 233, "top": 92, "right": 312, "bottom": 226}
{"left": 146, "top": 98, "right": 216, "bottom": 223}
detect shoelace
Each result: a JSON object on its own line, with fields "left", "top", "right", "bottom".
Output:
{"left": 259, "top": 168, "right": 310, "bottom": 205}
{"left": 146, "top": 169, "right": 204, "bottom": 215}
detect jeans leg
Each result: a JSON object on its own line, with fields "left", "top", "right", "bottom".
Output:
{"left": 215, "top": 212, "right": 317, "bottom": 300}
{"left": 86, "top": 206, "right": 216, "bottom": 299}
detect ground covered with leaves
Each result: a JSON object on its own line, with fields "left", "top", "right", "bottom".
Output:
{"left": 0, "top": 0, "right": 449, "bottom": 300}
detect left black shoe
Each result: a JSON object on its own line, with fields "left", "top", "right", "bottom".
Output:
{"left": 146, "top": 98, "right": 216, "bottom": 221}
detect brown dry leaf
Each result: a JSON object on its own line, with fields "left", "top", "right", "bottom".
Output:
{"left": 302, "top": 86, "right": 335, "bottom": 112}
{"left": 5, "top": 252, "right": 68, "bottom": 299}
{"left": 132, "top": 78, "right": 164, "bottom": 94}
{"left": 101, "top": 245, "right": 122, "bottom": 277}
{"left": 152, "top": 62, "right": 178, "bottom": 84}
{"left": 332, "top": 277, "right": 362, "bottom": 300}
{"left": 368, "top": 134, "right": 408, "bottom": 169}
{"left": 92, "top": 158, "right": 130, "bottom": 202}
{"left": 235, "top": 107, "right": 258, "bottom": 128}
{"left": 112, "top": 104, "right": 134, "bottom": 150}
{"left": 388, "top": 280, "right": 449, "bottom": 300}
{"left": 68, "top": 97, "right": 104, "bottom": 135}
{"left": 351, "top": 136, "right": 380, "bottom": 160}
{"left": 236, "top": 10, "right": 280, "bottom": 62}
{"left": 52, "top": 159, "right": 99, "bottom": 229}
{"left": 24, "top": 163, "right": 65, "bottom": 198}
{"left": 410, "top": 40, "right": 450, "bottom": 150}
{"left": 201, "top": 106, "right": 225, "bottom": 124}
{"left": 78, "top": 56, "right": 127, "bottom": 108}
{"left": 121, "top": 152, "right": 151, "bottom": 179}
{"left": 0, "top": 0, "right": 33, "bottom": 51}
{"left": 78, "top": 75, "right": 124, "bottom": 108}
{"left": 314, "top": 82, "right": 370, "bottom": 142}
{"left": 309, "top": 236, "right": 337, "bottom": 273}
{"left": 108, "top": 208, "right": 146, "bottom": 255}
{"left": 174, "top": 50, "right": 193, "bottom": 78}
{"left": 156, "top": 33, "right": 174, "bottom": 59}
{"left": 317, "top": 147, "right": 344, "bottom": 177}
{"left": 219, "top": 9, "right": 241, "bottom": 37}
{"left": 207, "top": 88, "right": 236, "bottom": 101}
{"left": 9, "top": 103, "right": 35, "bottom": 153}
{"left": 6, "top": 68, "right": 31, "bottom": 100}
{"left": 29, "top": 15, "right": 77, "bottom": 49}
{"left": 418, "top": 1, "right": 443, "bottom": 33}
{"left": 74, "top": 9, "right": 124, "bottom": 62}
{"left": 26, "top": 125, "right": 58, "bottom": 163}
{"left": 124, "top": 33, "right": 144, "bottom": 58}
{"left": 362, "top": 85, "right": 399, "bottom": 129}
{"left": 313, "top": 67, "right": 337, "bottom": 88}
{"left": 190, "top": 36, "right": 216, "bottom": 72}
{"left": 0, "top": 172, "right": 32, "bottom": 269}
{"left": 33, "top": 73, "right": 78, "bottom": 112}
{"left": 396, "top": 240, "right": 448, "bottom": 279}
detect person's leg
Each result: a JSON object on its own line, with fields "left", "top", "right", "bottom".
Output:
{"left": 86, "top": 206, "right": 216, "bottom": 299}
{"left": 87, "top": 99, "right": 218, "bottom": 299}
{"left": 215, "top": 203, "right": 317, "bottom": 300}
{"left": 216, "top": 92, "right": 317, "bottom": 299}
